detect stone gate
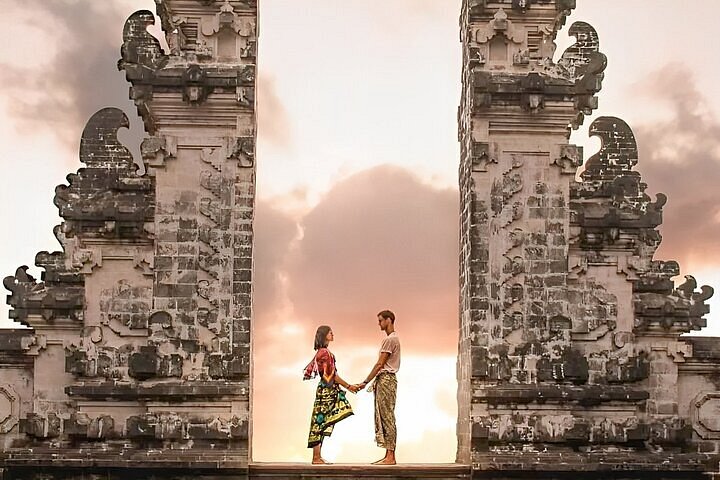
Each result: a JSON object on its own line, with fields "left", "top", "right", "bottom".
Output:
{"left": 0, "top": 0, "right": 719, "bottom": 479}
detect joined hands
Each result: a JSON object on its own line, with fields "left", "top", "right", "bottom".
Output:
{"left": 347, "top": 382, "right": 367, "bottom": 393}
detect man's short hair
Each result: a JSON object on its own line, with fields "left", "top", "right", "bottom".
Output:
{"left": 377, "top": 310, "right": 395, "bottom": 324}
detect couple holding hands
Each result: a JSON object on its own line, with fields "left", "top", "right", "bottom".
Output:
{"left": 303, "top": 310, "right": 400, "bottom": 465}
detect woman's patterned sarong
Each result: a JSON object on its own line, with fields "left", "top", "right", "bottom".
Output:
{"left": 373, "top": 372, "right": 397, "bottom": 450}
{"left": 307, "top": 382, "right": 354, "bottom": 447}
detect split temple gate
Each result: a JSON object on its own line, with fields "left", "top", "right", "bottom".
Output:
{"left": 0, "top": 0, "right": 719, "bottom": 479}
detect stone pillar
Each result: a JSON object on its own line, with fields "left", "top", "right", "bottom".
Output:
{"left": 0, "top": 0, "right": 257, "bottom": 471}
{"left": 458, "top": 0, "right": 599, "bottom": 462}
{"left": 118, "top": 0, "right": 257, "bottom": 459}
{"left": 457, "top": 1, "right": 716, "bottom": 474}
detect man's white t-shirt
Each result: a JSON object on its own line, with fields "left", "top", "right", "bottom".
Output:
{"left": 379, "top": 332, "right": 401, "bottom": 374}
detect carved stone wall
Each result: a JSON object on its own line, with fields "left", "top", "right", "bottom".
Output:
{"left": 0, "top": 0, "right": 256, "bottom": 474}
{"left": 458, "top": 0, "right": 720, "bottom": 476}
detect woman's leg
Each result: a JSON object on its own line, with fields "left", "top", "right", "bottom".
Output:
{"left": 311, "top": 442, "right": 323, "bottom": 463}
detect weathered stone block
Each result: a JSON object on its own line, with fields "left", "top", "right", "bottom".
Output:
{"left": 128, "top": 346, "right": 159, "bottom": 379}
{"left": 126, "top": 415, "right": 156, "bottom": 439}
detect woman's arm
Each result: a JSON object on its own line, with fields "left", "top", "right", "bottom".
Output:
{"left": 333, "top": 372, "right": 352, "bottom": 390}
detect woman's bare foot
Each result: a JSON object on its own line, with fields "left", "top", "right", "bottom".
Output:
{"left": 312, "top": 458, "right": 331, "bottom": 465}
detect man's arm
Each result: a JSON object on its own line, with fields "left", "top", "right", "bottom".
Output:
{"left": 358, "top": 352, "right": 390, "bottom": 389}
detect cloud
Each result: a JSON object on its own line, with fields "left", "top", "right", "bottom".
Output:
{"left": 629, "top": 63, "right": 720, "bottom": 268}
{"left": 251, "top": 165, "right": 460, "bottom": 376}
{"left": 284, "top": 165, "right": 459, "bottom": 352}
{"left": 257, "top": 74, "right": 293, "bottom": 149}
{"left": 0, "top": 0, "right": 151, "bottom": 157}
{"left": 0, "top": 0, "right": 293, "bottom": 163}
{"left": 252, "top": 199, "right": 299, "bottom": 320}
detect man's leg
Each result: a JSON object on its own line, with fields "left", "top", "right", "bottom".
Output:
{"left": 372, "top": 374, "right": 397, "bottom": 465}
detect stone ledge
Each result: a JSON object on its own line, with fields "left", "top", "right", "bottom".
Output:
{"left": 0, "top": 463, "right": 474, "bottom": 480}
{"left": 0, "top": 466, "right": 248, "bottom": 480}
{"left": 473, "top": 385, "right": 649, "bottom": 405}
{"left": 686, "top": 337, "right": 720, "bottom": 361}
{"left": 0, "top": 449, "right": 248, "bottom": 469}
{"left": 124, "top": 64, "right": 255, "bottom": 87}
{"left": 473, "top": 452, "right": 719, "bottom": 473}
{"left": 0, "top": 330, "right": 34, "bottom": 352}
{"left": 250, "top": 463, "right": 470, "bottom": 479}
{"left": 65, "top": 381, "right": 249, "bottom": 400}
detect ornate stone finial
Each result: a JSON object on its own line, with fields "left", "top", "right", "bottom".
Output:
{"left": 78, "top": 108, "right": 135, "bottom": 170}
{"left": 560, "top": 22, "right": 604, "bottom": 73}
{"left": 585, "top": 116, "right": 636, "bottom": 166}
{"left": 118, "top": 10, "right": 168, "bottom": 73}
{"left": 575, "top": 116, "right": 666, "bottom": 227}
{"left": 53, "top": 108, "right": 153, "bottom": 239}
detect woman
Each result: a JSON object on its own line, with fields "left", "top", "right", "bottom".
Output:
{"left": 303, "top": 325, "right": 357, "bottom": 464}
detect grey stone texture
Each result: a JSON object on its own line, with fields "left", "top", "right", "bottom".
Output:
{"left": 0, "top": 0, "right": 719, "bottom": 479}
{"left": 457, "top": 0, "right": 720, "bottom": 477}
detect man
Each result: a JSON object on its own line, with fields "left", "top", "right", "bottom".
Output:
{"left": 353, "top": 310, "right": 401, "bottom": 465}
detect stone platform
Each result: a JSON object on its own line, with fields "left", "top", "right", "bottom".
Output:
{"left": 2, "top": 462, "right": 716, "bottom": 480}
{"left": 0, "top": 464, "right": 471, "bottom": 480}
{"left": 250, "top": 463, "right": 470, "bottom": 479}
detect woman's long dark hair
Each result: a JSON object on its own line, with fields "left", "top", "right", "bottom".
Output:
{"left": 314, "top": 325, "right": 331, "bottom": 350}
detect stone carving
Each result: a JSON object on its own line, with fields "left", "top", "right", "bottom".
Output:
{"left": 3, "top": 264, "right": 83, "bottom": 325}
{"left": 0, "top": 384, "right": 19, "bottom": 434}
{"left": 69, "top": 246, "right": 102, "bottom": 274}
{"left": 141, "top": 135, "right": 177, "bottom": 170}
{"left": 228, "top": 136, "right": 256, "bottom": 167}
{"left": 559, "top": 22, "right": 605, "bottom": 77}
{"left": 183, "top": 64, "right": 214, "bottom": 104}
{"left": 553, "top": 144, "right": 582, "bottom": 175}
{"left": 99, "top": 280, "right": 152, "bottom": 332}
{"left": 133, "top": 252, "right": 154, "bottom": 275}
{"left": 471, "top": 142, "right": 498, "bottom": 172}
{"left": 693, "top": 392, "right": 720, "bottom": 439}
{"left": 475, "top": 9, "right": 525, "bottom": 44}
{"left": 200, "top": 0, "right": 256, "bottom": 41}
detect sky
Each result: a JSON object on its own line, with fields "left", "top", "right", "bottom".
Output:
{"left": 1, "top": 0, "right": 720, "bottom": 465}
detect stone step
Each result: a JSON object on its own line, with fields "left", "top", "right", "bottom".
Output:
{"left": 249, "top": 463, "right": 471, "bottom": 479}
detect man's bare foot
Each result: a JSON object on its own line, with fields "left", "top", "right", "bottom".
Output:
{"left": 312, "top": 458, "right": 331, "bottom": 465}
{"left": 372, "top": 458, "right": 396, "bottom": 465}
